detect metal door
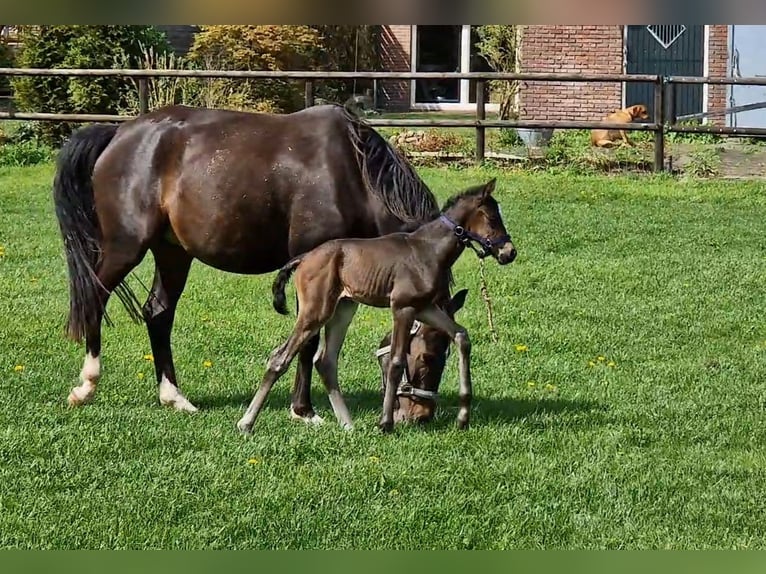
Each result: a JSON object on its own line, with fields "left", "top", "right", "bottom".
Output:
{"left": 626, "top": 25, "right": 704, "bottom": 119}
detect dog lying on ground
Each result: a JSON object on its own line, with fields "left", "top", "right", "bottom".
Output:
{"left": 590, "top": 104, "right": 650, "bottom": 148}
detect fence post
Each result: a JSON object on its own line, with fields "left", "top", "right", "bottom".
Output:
{"left": 475, "top": 79, "right": 486, "bottom": 165}
{"left": 305, "top": 79, "right": 314, "bottom": 109}
{"left": 653, "top": 77, "right": 665, "bottom": 172}
{"left": 138, "top": 78, "right": 149, "bottom": 115}
{"left": 666, "top": 81, "right": 676, "bottom": 126}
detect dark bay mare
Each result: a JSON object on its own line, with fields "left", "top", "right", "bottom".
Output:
{"left": 237, "top": 178, "right": 516, "bottom": 434}
{"left": 52, "top": 103, "right": 460, "bottom": 424}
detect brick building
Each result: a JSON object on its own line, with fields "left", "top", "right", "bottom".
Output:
{"left": 378, "top": 25, "right": 734, "bottom": 124}
{"left": 147, "top": 25, "right": 766, "bottom": 128}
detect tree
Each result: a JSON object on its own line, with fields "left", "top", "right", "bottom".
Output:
{"left": 12, "top": 25, "right": 170, "bottom": 144}
{"left": 475, "top": 26, "right": 519, "bottom": 119}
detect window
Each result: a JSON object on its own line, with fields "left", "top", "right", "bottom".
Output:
{"left": 414, "top": 25, "right": 461, "bottom": 104}
{"left": 411, "top": 25, "right": 496, "bottom": 109}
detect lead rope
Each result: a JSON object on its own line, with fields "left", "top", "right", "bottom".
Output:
{"left": 461, "top": 236, "right": 499, "bottom": 343}
{"left": 478, "top": 258, "right": 498, "bottom": 343}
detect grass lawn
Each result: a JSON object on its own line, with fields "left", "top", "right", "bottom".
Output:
{"left": 1, "top": 164, "right": 766, "bottom": 549}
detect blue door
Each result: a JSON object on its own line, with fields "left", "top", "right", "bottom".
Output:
{"left": 728, "top": 25, "right": 766, "bottom": 128}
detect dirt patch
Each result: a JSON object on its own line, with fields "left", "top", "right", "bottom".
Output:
{"left": 669, "top": 142, "right": 766, "bottom": 179}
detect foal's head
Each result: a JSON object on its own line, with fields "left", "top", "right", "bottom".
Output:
{"left": 441, "top": 178, "right": 517, "bottom": 265}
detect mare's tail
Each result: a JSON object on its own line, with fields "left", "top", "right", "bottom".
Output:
{"left": 52, "top": 123, "right": 140, "bottom": 342}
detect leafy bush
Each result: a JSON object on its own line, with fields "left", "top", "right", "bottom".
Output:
{"left": 186, "top": 25, "right": 379, "bottom": 113}
{"left": 0, "top": 35, "right": 14, "bottom": 94}
{"left": 497, "top": 127, "right": 522, "bottom": 148}
{"left": 12, "top": 25, "right": 171, "bottom": 144}
{"left": 0, "top": 140, "right": 55, "bottom": 166}
{"left": 475, "top": 26, "right": 519, "bottom": 119}
{"left": 187, "top": 25, "right": 322, "bottom": 113}
{"left": 310, "top": 26, "right": 379, "bottom": 104}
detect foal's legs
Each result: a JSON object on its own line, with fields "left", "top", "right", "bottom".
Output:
{"left": 416, "top": 305, "right": 472, "bottom": 430}
{"left": 379, "top": 307, "right": 416, "bottom": 433}
{"left": 68, "top": 244, "right": 146, "bottom": 407}
{"left": 237, "top": 316, "right": 322, "bottom": 434}
{"left": 313, "top": 299, "right": 358, "bottom": 430}
{"left": 289, "top": 334, "right": 323, "bottom": 425}
{"left": 142, "top": 242, "right": 197, "bottom": 413}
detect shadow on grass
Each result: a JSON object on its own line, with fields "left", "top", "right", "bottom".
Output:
{"left": 191, "top": 384, "right": 606, "bottom": 431}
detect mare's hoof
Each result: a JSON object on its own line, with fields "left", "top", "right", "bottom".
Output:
{"left": 67, "top": 382, "right": 97, "bottom": 407}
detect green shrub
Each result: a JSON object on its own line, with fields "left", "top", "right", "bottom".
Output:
{"left": 186, "top": 25, "right": 379, "bottom": 113}
{"left": 497, "top": 127, "right": 522, "bottom": 148}
{"left": 0, "top": 37, "right": 14, "bottom": 94}
{"left": 475, "top": 26, "right": 518, "bottom": 119}
{"left": 186, "top": 25, "right": 322, "bottom": 113}
{"left": 0, "top": 140, "right": 55, "bottom": 167}
{"left": 310, "top": 26, "right": 379, "bottom": 104}
{"left": 12, "top": 25, "right": 171, "bottom": 144}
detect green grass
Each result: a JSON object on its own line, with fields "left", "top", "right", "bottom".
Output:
{"left": 2, "top": 164, "right": 766, "bottom": 549}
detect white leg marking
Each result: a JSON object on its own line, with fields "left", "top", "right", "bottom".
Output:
{"left": 68, "top": 352, "right": 100, "bottom": 407}
{"left": 159, "top": 376, "right": 198, "bottom": 413}
{"left": 289, "top": 405, "right": 325, "bottom": 425}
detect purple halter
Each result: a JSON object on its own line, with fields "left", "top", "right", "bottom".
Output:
{"left": 439, "top": 214, "right": 511, "bottom": 259}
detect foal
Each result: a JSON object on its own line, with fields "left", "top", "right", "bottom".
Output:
{"left": 237, "top": 178, "right": 516, "bottom": 434}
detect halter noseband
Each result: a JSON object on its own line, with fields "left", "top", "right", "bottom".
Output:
{"left": 439, "top": 214, "right": 510, "bottom": 259}
{"left": 374, "top": 321, "right": 442, "bottom": 402}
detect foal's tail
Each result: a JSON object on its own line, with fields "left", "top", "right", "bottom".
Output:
{"left": 272, "top": 256, "right": 303, "bottom": 315}
{"left": 53, "top": 123, "right": 120, "bottom": 342}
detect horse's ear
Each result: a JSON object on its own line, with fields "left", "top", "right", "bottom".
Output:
{"left": 448, "top": 289, "right": 469, "bottom": 314}
{"left": 482, "top": 178, "right": 497, "bottom": 199}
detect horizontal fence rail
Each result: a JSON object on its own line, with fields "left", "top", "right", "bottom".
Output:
{"left": 0, "top": 68, "right": 662, "bottom": 82}
{"left": 2, "top": 68, "right": 766, "bottom": 172}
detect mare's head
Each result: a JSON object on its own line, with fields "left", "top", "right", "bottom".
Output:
{"left": 376, "top": 288, "right": 469, "bottom": 424}
{"left": 440, "top": 178, "right": 516, "bottom": 265}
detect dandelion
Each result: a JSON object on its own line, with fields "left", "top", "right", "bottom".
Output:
{"left": 526, "top": 380, "right": 536, "bottom": 388}
{"left": 202, "top": 360, "right": 213, "bottom": 368}
{"left": 368, "top": 455, "right": 380, "bottom": 463}
{"left": 607, "top": 361, "right": 616, "bottom": 368}
{"left": 544, "top": 383, "right": 557, "bottom": 392}
{"left": 597, "top": 356, "right": 605, "bottom": 362}
{"left": 143, "top": 353, "right": 154, "bottom": 362}
{"left": 514, "top": 344, "right": 528, "bottom": 353}
{"left": 0, "top": 245, "right": 5, "bottom": 257}
{"left": 13, "top": 364, "right": 24, "bottom": 372}
{"left": 247, "top": 457, "right": 260, "bottom": 465}
{"left": 588, "top": 361, "right": 596, "bottom": 368}
{"left": 137, "top": 372, "right": 145, "bottom": 380}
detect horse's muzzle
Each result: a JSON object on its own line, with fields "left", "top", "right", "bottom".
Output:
{"left": 497, "top": 243, "right": 517, "bottom": 265}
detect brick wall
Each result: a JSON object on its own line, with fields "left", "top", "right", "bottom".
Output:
{"left": 518, "top": 25, "right": 623, "bottom": 121}
{"left": 706, "top": 25, "right": 728, "bottom": 124}
{"left": 378, "top": 25, "right": 411, "bottom": 110}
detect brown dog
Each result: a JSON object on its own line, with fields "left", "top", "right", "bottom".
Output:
{"left": 590, "top": 104, "right": 650, "bottom": 148}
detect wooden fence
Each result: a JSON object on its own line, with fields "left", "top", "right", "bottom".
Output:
{"left": 2, "top": 68, "right": 766, "bottom": 172}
